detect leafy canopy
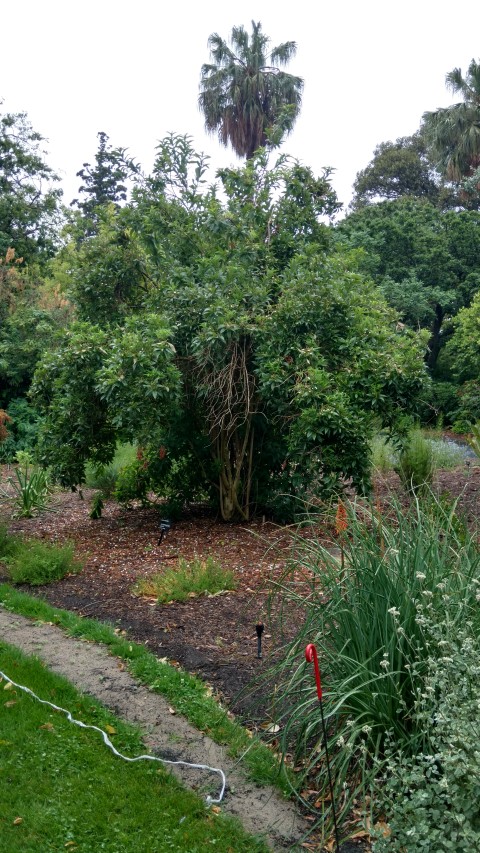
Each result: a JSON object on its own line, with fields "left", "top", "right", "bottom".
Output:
{"left": 33, "top": 139, "right": 427, "bottom": 521}
{"left": 351, "top": 135, "right": 442, "bottom": 209}
{"left": 0, "top": 106, "right": 62, "bottom": 264}
{"left": 423, "top": 59, "right": 480, "bottom": 182}
{"left": 337, "top": 198, "right": 480, "bottom": 369}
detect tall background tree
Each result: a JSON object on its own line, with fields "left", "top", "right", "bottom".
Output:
{"left": 423, "top": 59, "right": 480, "bottom": 182}
{"left": 199, "top": 20, "right": 303, "bottom": 160}
{"left": 0, "top": 106, "right": 62, "bottom": 264}
{"left": 337, "top": 199, "right": 480, "bottom": 372}
{"left": 72, "top": 131, "right": 140, "bottom": 238}
{"left": 350, "top": 134, "right": 443, "bottom": 210}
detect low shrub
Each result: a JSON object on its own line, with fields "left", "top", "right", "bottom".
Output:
{"left": 0, "top": 524, "right": 18, "bottom": 560}
{"left": 1, "top": 455, "right": 53, "bottom": 517}
{"left": 371, "top": 430, "right": 465, "bottom": 479}
{"left": 89, "top": 492, "right": 104, "bottom": 519}
{"left": 134, "top": 556, "right": 237, "bottom": 603}
{"left": 4, "top": 538, "right": 83, "bottom": 585}
{"left": 395, "top": 429, "right": 434, "bottom": 494}
{"left": 114, "top": 458, "right": 150, "bottom": 507}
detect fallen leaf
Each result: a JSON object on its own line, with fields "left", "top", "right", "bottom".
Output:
{"left": 65, "top": 842, "right": 78, "bottom": 849}
{"left": 373, "top": 820, "right": 391, "bottom": 839}
{"left": 13, "top": 817, "right": 23, "bottom": 825}
{"left": 3, "top": 682, "right": 14, "bottom": 691}
{"left": 40, "top": 723, "right": 55, "bottom": 731}
{"left": 168, "top": 707, "right": 176, "bottom": 715}
{"left": 4, "top": 700, "right": 17, "bottom": 708}
{"left": 259, "top": 722, "right": 280, "bottom": 733}
{"left": 105, "top": 725, "right": 116, "bottom": 735}
{"left": 210, "top": 806, "right": 221, "bottom": 814}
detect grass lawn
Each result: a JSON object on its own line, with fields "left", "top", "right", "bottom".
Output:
{"left": 0, "top": 585, "right": 289, "bottom": 792}
{"left": 0, "top": 642, "right": 268, "bottom": 853}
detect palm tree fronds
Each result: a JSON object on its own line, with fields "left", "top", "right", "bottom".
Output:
{"left": 199, "top": 21, "right": 303, "bottom": 160}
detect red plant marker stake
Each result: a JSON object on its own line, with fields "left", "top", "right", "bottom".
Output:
{"left": 305, "top": 644, "right": 341, "bottom": 852}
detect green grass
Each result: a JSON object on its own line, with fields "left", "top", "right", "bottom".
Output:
{"left": 0, "top": 642, "right": 268, "bottom": 852}
{"left": 0, "top": 584, "right": 291, "bottom": 794}
{"left": 0, "top": 526, "right": 83, "bottom": 585}
{"left": 134, "top": 557, "right": 237, "bottom": 603}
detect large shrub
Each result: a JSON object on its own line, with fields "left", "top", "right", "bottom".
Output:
{"left": 33, "top": 141, "right": 427, "bottom": 521}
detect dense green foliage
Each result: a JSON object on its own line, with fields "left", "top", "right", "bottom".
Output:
{"left": 337, "top": 198, "right": 480, "bottom": 376}
{"left": 0, "top": 107, "right": 62, "bottom": 264}
{"left": 72, "top": 131, "right": 140, "bottom": 236}
{"left": 374, "top": 628, "right": 480, "bottom": 850}
{"left": 442, "top": 291, "right": 480, "bottom": 426}
{"left": 32, "top": 140, "right": 427, "bottom": 520}
{"left": 351, "top": 134, "right": 443, "bottom": 209}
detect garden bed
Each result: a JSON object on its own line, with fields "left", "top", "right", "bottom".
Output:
{"left": 2, "top": 463, "right": 479, "bottom": 722}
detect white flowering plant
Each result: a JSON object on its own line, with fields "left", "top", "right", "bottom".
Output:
{"left": 373, "top": 626, "right": 480, "bottom": 851}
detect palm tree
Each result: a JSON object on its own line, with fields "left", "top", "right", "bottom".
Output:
{"left": 199, "top": 21, "right": 303, "bottom": 160}
{"left": 422, "top": 59, "right": 480, "bottom": 181}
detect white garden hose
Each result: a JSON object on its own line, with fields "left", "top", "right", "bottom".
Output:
{"left": 0, "top": 668, "right": 226, "bottom": 804}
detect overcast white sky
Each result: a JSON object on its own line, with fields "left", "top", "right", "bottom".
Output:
{"left": 2, "top": 1, "right": 480, "bottom": 211}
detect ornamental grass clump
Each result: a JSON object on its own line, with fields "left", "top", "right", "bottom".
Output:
{"left": 134, "top": 556, "right": 237, "bottom": 603}
{"left": 395, "top": 428, "right": 434, "bottom": 495}
{"left": 1, "top": 455, "right": 53, "bottom": 517}
{"left": 268, "top": 493, "right": 480, "bottom": 841}
{"left": 5, "top": 539, "right": 83, "bottom": 585}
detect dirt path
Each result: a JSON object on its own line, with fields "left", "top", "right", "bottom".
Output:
{"left": 0, "top": 606, "right": 308, "bottom": 851}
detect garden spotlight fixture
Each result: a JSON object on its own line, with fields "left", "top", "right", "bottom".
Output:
{"left": 158, "top": 518, "right": 171, "bottom": 545}
{"left": 255, "top": 622, "right": 264, "bottom": 658}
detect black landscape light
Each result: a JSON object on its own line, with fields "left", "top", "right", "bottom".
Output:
{"left": 158, "top": 518, "right": 171, "bottom": 545}
{"left": 255, "top": 622, "right": 265, "bottom": 658}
